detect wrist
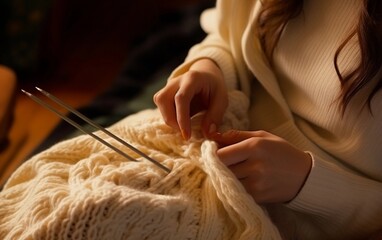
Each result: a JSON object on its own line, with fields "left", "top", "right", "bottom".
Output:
{"left": 189, "top": 58, "right": 223, "bottom": 78}
{"left": 288, "top": 152, "right": 313, "bottom": 202}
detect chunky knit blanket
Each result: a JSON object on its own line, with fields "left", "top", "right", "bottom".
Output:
{"left": 0, "top": 91, "right": 281, "bottom": 240}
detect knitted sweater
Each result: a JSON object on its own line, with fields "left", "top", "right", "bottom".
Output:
{"left": 169, "top": 0, "right": 382, "bottom": 239}
{"left": 0, "top": 92, "right": 282, "bottom": 239}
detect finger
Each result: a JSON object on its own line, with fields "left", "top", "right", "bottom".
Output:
{"left": 212, "top": 130, "right": 254, "bottom": 146}
{"left": 212, "top": 130, "right": 270, "bottom": 146}
{"left": 228, "top": 160, "right": 253, "bottom": 179}
{"left": 153, "top": 85, "right": 179, "bottom": 130}
{"left": 201, "top": 90, "right": 228, "bottom": 137}
{"left": 216, "top": 137, "right": 254, "bottom": 166}
{"left": 175, "top": 78, "right": 198, "bottom": 139}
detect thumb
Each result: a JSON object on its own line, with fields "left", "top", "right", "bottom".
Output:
{"left": 210, "top": 130, "right": 254, "bottom": 146}
{"left": 201, "top": 94, "right": 228, "bottom": 138}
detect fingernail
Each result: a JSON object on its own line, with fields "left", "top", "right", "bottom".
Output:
{"left": 209, "top": 123, "right": 217, "bottom": 134}
{"left": 181, "top": 129, "right": 188, "bottom": 140}
{"left": 209, "top": 131, "right": 222, "bottom": 139}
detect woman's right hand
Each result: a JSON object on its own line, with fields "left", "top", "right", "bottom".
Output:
{"left": 153, "top": 58, "right": 228, "bottom": 140}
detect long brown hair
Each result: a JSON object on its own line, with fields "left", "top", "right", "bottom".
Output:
{"left": 258, "top": 0, "right": 382, "bottom": 114}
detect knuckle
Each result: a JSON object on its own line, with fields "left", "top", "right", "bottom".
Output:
{"left": 174, "top": 90, "right": 188, "bottom": 103}
{"left": 153, "top": 90, "right": 167, "bottom": 104}
{"left": 254, "top": 164, "right": 267, "bottom": 177}
{"left": 230, "top": 129, "right": 243, "bottom": 138}
{"left": 250, "top": 178, "right": 267, "bottom": 194}
{"left": 153, "top": 92, "right": 160, "bottom": 104}
{"left": 184, "top": 70, "right": 200, "bottom": 80}
{"left": 247, "top": 137, "right": 264, "bottom": 149}
{"left": 255, "top": 130, "right": 268, "bottom": 137}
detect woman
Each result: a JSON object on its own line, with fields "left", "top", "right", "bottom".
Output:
{"left": 154, "top": 0, "right": 382, "bottom": 239}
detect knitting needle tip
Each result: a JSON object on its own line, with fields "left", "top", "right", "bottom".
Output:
{"left": 35, "top": 86, "right": 43, "bottom": 92}
{"left": 21, "top": 89, "right": 31, "bottom": 96}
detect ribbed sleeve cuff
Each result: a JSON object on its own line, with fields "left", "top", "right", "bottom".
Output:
{"left": 285, "top": 152, "right": 382, "bottom": 239}
{"left": 287, "top": 154, "right": 352, "bottom": 216}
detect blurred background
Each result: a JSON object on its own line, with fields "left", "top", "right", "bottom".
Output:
{"left": 0, "top": 0, "right": 213, "bottom": 187}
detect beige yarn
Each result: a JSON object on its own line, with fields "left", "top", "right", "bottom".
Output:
{"left": 0, "top": 91, "right": 281, "bottom": 240}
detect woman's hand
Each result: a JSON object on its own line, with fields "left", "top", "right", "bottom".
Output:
{"left": 211, "top": 130, "right": 312, "bottom": 204}
{"left": 154, "top": 58, "right": 228, "bottom": 140}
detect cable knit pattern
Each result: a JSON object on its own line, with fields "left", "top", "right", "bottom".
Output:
{"left": 0, "top": 91, "right": 281, "bottom": 240}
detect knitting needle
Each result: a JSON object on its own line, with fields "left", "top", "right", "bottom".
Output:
{"left": 21, "top": 88, "right": 171, "bottom": 174}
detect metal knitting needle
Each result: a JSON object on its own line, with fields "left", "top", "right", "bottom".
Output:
{"left": 21, "top": 88, "right": 171, "bottom": 173}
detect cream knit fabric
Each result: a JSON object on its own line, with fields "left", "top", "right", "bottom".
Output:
{"left": 0, "top": 91, "right": 281, "bottom": 240}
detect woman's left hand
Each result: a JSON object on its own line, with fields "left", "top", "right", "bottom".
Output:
{"left": 211, "top": 130, "right": 312, "bottom": 204}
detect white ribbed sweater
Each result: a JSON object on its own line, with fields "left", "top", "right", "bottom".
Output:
{"left": 170, "top": 0, "right": 382, "bottom": 239}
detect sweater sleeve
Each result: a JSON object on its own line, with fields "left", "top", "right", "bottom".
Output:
{"left": 287, "top": 153, "right": 382, "bottom": 239}
{"left": 168, "top": 0, "right": 240, "bottom": 91}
